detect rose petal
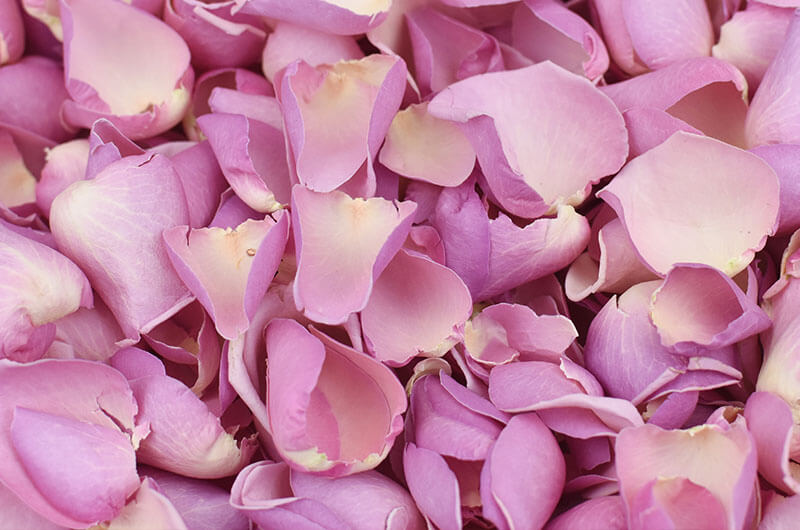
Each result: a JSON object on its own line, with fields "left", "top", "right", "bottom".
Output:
{"left": 403, "top": 443, "right": 462, "bottom": 530}
{"left": 235, "top": 0, "right": 390, "bottom": 35}
{"left": 545, "top": 496, "right": 626, "bottom": 530}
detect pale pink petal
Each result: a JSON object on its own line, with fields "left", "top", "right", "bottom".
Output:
{"left": 598, "top": 132, "right": 779, "bottom": 276}
{"left": 0, "top": 0, "right": 24, "bottom": 65}
{"left": 477, "top": 205, "right": 590, "bottom": 300}
{"left": 651, "top": 264, "right": 771, "bottom": 353}
{"left": 235, "top": 0, "right": 391, "bottom": 35}
{"left": 513, "top": 0, "right": 609, "bottom": 80}
{"left": 0, "top": 359, "right": 142, "bottom": 528}
{"left": 481, "top": 413, "right": 565, "bottom": 530}
{"left": 616, "top": 419, "right": 757, "bottom": 530}
{"left": 380, "top": 102, "right": 474, "bottom": 187}
{"left": 428, "top": 62, "right": 627, "bottom": 218}
{"left": 278, "top": 55, "right": 406, "bottom": 192}
{"left": 628, "top": 476, "right": 728, "bottom": 530}
{"left": 589, "top": 0, "right": 647, "bottom": 75}
{"left": 745, "top": 12, "right": 800, "bottom": 147}
{"left": 262, "top": 21, "right": 363, "bottom": 82}
{"left": 106, "top": 478, "right": 187, "bottom": 530}
{"left": 35, "top": 138, "right": 89, "bottom": 217}
{"left": 361, "top": 248, "right": 472, "bottom": 366}
{"left": 760, "top": 491, "right": 800, "bottom": 529}
{"left": 622, "top": 0, "right": 713, "bottom": 70}
{"left": 0, "top": 129, "right": 37, "bottom": 209}
{"left": 45, "top": 297, "right": 123, "bottom": 362}
{"left": 84, "top": 118, "right": 145, "bottom": 179}
{"left": 619, "top": 107, "right": 702, "bottom": 160}
{"left": 751, "top": 144, "right": 800, "bottom": 235}
{"left": 755, "top": 0, "right": 800, "bottom": 6}
{"left": 112, "top": 347, "right": 257, "bottom": 478}
{"left": 290, "top": 469, "right": 426, "bottom": 530}
{"left": 545, "top": 496, "right": 626, "bottom": 530}
{"left": 712, "top": 3, "right": 794, "bottom": 91}
{"left": 60, "top": 0, "right": 193, "bottom": 139}
{"left": 404, "top": 224, "right": 445, "bottom": 265}
{"left": 266, "top": 319, "right": 407, "bottom": 475}
{"left": 164, "top": 0, "right": 266, "bottom": 72}
{"left": 0, "top": 480, "right": 66, "bottom": 530}
{"left": 164, "top": 211, "right": 289, "bottom": 340}
{"left": 291, "top": 186, "right": 416, "bottom": 325}
{"left": 406, "top": 7, "right": 504, "bottom": 96}
{"left": 744, "top": 391, "right": 800, "bottom": 494}
{"left": 601, "top": 57, "right": 749, "bottom": 147}
{"left": 49, "top": 154, "right": 193, "bottom": 343}
{"left": 11, "top": 407, "right": 139, "bottom": 526}
{"left": 566, "top": 217, "right": 659, "bottom": 301}
{"left": 403, "top": 443, "right": 461, "bottom": 530}
{"left": 0, "top": 56, "right": 73, "bottom": 142}
{"left": 0, "top": 220, "right": 92, "bottom": 359}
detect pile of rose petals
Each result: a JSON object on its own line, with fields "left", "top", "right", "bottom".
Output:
{"left": 3, "top": 0, "right": 800, "bottom": 528}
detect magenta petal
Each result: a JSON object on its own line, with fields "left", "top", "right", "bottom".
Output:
{"left": 50, "top": 154, "right": 193, "bottom": 343}
{"left": 0, "top": 220, "right": 92, "bottom": 359}
{"left": 429, "top": 62, "right": 627, "bottom": 218}
{"left": 403, "top": 443, "right": 462, "bottom": 530}
{"left": 598, "top": 132, "right": 779, "bottom": 277}
{"left": 292, "top": 186, "right": 416, "bottom": 325}
{"left": 266, "top": 319, "right": 407, "bottom": 475}
{"left": 60, "top": 0, "right": 193, "bottom": 139}
{"left": 545, "top": 496, "right": 626, "bottom": 530}
{"left": 236, "top": 0, "right": 390, "bottom": 35}
{"left": 361, "top": 249, "right": 472, "bottom": 366}
{"left": 745, "top": 11, "right": 800, "bottom": 147}
{"left": 513, "top": 0, "right": 609, "bottom": 80}
{"left": 0, "top": 0, "right": 24, "bottom": 65}
{"left": 744, "top": 391, "right": 800, "bottom": 494}
{"left": 279, "top": 55, "right": 406, "bottom": 192}
{"left": 0, "top": 359, "right": 142, "bottom": 528}
{"left": 481, "top": 413, "right": 565, "bottom": 530}
{"left": 11, "top": 407, "right": 139, "bottom": 526}
{"left": 163, "top": 211, "right": 289, "bottom": 340}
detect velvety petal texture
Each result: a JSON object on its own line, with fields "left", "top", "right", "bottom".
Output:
{"left": 428, "top": 62, "right": 628, "bottom": 218}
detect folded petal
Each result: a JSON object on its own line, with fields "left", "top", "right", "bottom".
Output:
{"left": 278, "top": 55, "right": 406, "bottom": 192}
{"left": 403, "top": 443, "right": 462, "bottom": 530}
{"left": 169, "top": 141, "right": 228, "bottom": 229}
{"left": 745, "top": 11, "right": 800, "bottom": 147}
{"left": 35, "top": 138, "right": 89, "bottom": 217}
{"left": 481, "top": 413, "right": 565, "bottom": 530}
{"left": 616, "top": 419, "right": 757, "bottom": 530}
{"left": 292, "top": 186, "right": 416, "bottom": 325}
{"left": 235, "top": 0, "right": 390, "bottom": 35}
{"left": 512, "top": 0, "right": 609, "bottom": 80}
{"left": 379, "top": 102, "right": 475, "bottom": 187}
{"left": 598, "top": 132, "right": 779, "bottom": 277}
{"left": 46, "top": 297, "right": 123, "bottom": 362}
{"left": 266, "top": 319, "right": 407, "bottom": 475}
{"left": 106, "top": 478, "right": 187, "bottom": 530}
{"left": 361, "top": 248, "right": 471, "bottom": 366}
{"left": 60, "top": 0, "right": 193, "bottom": 139}
{"left": 262, "top": 21, "right": 363, "bottom": 82}
{"left": 164, "top": 0, "right": 266, "bottom": 72}
{"left": 0, "top": 359, "right": 142, "bottom": 528}
{"left": 601, "top": 57, "right": 748, "bottom": 147}
{"left": 50, "top": 153, "right": 193, "bottom": 343}
{"left": 428, "top": 62, "right": 627, "bottom": 218}
{"left": 164, "top": 211, "right": 289, "bottom": 340}
{"left": 744, "top": 391, "right": 800, "bottom": 494}
{"left": 113, "top": 347, "right": 257, "bottom": 478}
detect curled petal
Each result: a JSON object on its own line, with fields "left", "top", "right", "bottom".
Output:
{"left": 598, "top": 132, "right": 779, "bottom": 277}
{"left": 235, "top": 0, "right": 390, "bottom": 35}
{"left": 744, "top": 391, "right": 800, "bottom": 494}
{"left": 429, "top": 62, "right": 627, "bottom": 218}
{"left": 292, "top": 186, "right": 416, "bottom": 325}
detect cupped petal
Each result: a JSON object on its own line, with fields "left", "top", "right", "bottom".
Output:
{"left": 428, "top": 62, "right": 627, "bottom": 218}
{"left": 403, "top": 443, "right": 462, "bottom": 530}
{"left": 0, "top": 359, "right": 141, "bottom": 528}
{"left": 11, "top": 407, "right": 139, "bottom": 526}
{"left": 262, "top": 21, "right": 363, "bottom": 83}
{"left": 279, "top": 55, "right": 406, "bottom": 192}
{"left": 744, "top": 391, "right": 800, "bottom": 494}
{"left": 266, "top": 319, "right": 407, "bottom": 476}
{"left": 628, "top": 476, "right": 728, "bottom": 530}
{"left": 60, "top": 0, "right": 193, "bottom": 139}
{"left": 481, "top": 413, "right": 565, "bottom": 530}
{"left": 712, "top": 3, "right": 794, "bottom": 91}
{"left": 616, "top": 419, "right": 757, "bottom": 530}
{"left": 598, "top": 132, "right": 779, "bottom": 277}
{"left": 163, "top": 211, "right": 289, "bottom": 340}
{"left": 379, "top": 102, "right": 475, "bottom": 187}
{"left": 545, "top": 496, "right": 626, "bottom": 530}
{"left": 49, "top": 153, "right": 193, "bottom": 344}
{"left": 745, "top": 11, "right": 800, "bottom": 147}
{"left": 235, "top": 0, "right": 390, "bottom": 35}
{"left": 0, "top": 220, "right": 92, "bottom": 359}
{"left": 164, "top": 0, "right": 266, "bottom": 72}
{"left": 292, "top": 186, "right": 416, "bottom": 325}
{"left": 361, "top": 248, "right": 472, "bottom": 366}
{"left": 601, "top": 57, "right": 748, "bottom": 147}
{"left": 35, "top": 138, "right": 89, "bottom": 217}
{"left": 513, "top": 0, "right": 609, "bottom": 80}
